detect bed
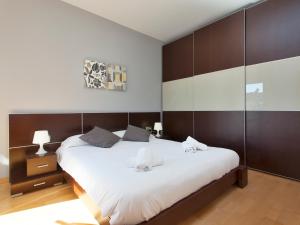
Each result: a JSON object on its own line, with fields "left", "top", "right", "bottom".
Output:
{"left": 57, "top": 133, "right": 246, "bottom": 225}
{"left": 8, "top": 112, "right": 247, "bottom": 225}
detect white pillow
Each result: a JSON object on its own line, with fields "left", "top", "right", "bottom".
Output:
{"left": 61, "top": 134, "right": 89, "bottom": 149}
{"left": 113, "top": 130, "right": 156, "bottom": 140}
{"left": 113, "top": 130, "right": 126, "bottom": 138}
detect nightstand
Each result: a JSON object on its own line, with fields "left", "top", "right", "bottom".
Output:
{"left": 27, "top": 153, "right": 57, "bottom": 176}
{"left": 10, "top": 152, "right": 64, "bottom": 197}
{"left": 155, "top": 135, "right": 170, "bottom": 140}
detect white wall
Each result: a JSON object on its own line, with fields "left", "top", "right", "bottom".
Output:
{"left": 0, "top": 0, "right": 163, "bottom": 178}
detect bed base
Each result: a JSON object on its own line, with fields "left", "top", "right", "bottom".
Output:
{"left": 64, "top": 165, "right": 247, "bottom": 225}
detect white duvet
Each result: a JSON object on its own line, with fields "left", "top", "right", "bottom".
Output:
{"left": 57, "top": 137, "right": 239, "bottom": 225}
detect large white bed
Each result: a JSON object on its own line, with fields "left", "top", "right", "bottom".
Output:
{"left": 57, "top": 135, "right": 239, "bottom": 225}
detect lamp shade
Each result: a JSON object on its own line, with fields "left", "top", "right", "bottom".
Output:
{"left": 154, "top": 122, "right": 162, "bottom": 131}
{"left": 33, "top": 130, "right": 50, "bottom": 145}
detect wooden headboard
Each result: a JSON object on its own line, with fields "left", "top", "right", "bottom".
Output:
{"left": 9, "top": 112, "right": 160, "bottom": 183}
{"left": 83, "top": 113, "right": 128, "bottom": 133}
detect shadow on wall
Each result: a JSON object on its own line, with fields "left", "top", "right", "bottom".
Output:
{"left": 0, "top": 154, "right": 9, "bottom": 178}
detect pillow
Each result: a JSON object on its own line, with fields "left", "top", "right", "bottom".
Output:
{"left": 61, "top": 134, "right": 88, "bottom": 149}
{"left": 113, "top": 130, "right": 126, "bottom": 138}
{"left": 123, "top": 125, "right": 150, "bottom": 142}
{"left": 80, "top": 127, "right": 120, "bottom": 148}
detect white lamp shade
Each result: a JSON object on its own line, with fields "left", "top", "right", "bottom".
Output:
{"left": 33, "top": 130, "right": 50, "bottom": 145}
{"left": 154, "top": 122, "right": 162, "bottom": 131}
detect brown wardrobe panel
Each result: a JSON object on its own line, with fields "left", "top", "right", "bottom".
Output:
{"left": 163, "top": 111, "right": 193, "bottom": 142}
{"left": 163, "top": 34, "right": 193, "bottom": 82}
{"left": 194, "top": 11, "right": 244, "bottom": 75}
{"left": 9, "top": 114, "right": 81, "bottom": 148}
{"left": 246, "top": 111, "right": 300, "bottom": 180}
{"left": 83, "top": 113, "right": 128, "bottom": 132}
{"left": 194, "top": 111, "right": 245, "bottom": 165}
{"left": 129, "top": 112, "right": 160, "bottom": 129}
{"left": 246, "top": 0, "right": 300, "bottom": 65}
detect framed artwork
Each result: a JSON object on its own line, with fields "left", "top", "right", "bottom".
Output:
{"left": 83, "top": 59, "right": 127, "bottom": 91}
{"left": 106, "top": 64, "right": 127, "bottom": 91}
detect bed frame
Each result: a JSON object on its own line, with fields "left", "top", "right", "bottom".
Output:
{"left": 64, "top": 166, "right": 247, "bottom": 225}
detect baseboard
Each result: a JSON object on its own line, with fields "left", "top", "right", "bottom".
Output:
{"left": 248, "top": 167, "right": 300, "bottom": 182}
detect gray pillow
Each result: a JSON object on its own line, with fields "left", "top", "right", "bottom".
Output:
{"left": 80, "top": 127, "right": 120, "bottom": 148}
{"left": 123, "top": 125, "right": 150, "bottom": 142}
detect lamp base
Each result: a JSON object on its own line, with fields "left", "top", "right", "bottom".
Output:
{"left": 36, "top": 145, "right": 48, "bottom": 156}
{"left": 155, "top": 130, "right": 162, "bottom": 138}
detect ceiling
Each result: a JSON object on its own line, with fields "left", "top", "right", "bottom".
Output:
{"left": 61, "top": 0, "right": 261, "bottom": 43}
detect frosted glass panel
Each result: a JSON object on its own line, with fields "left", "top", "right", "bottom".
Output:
{"left": 162, "top": 77, "right": 194, "bottom": 111}
{"left": 246, "top": 56, "right": 300, "bottom": 111}
{"left": 193, "top": 67, "right": 245, "bottom": 111}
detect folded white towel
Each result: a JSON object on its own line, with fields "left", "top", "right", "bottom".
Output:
{"left": 135, "top": 147, "right": 152, "bottom": 171}
{"left": 128, "top": 147, "right": 164, "bottom": 172}
{"left": 186, "top": 136, "right": 208, "bottom": 151}
{"left": 182, "top": 136, "right": 208, "bottom": 152}
{"left": 181, "top": 141, "right": 197, "bottom": 153}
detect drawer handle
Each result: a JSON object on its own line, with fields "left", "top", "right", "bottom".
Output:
{"left": 37, "top": 164, "right": 49, "bottom": 168}
{"left": 33, "top": 182, "right": 46, "bottom": 187}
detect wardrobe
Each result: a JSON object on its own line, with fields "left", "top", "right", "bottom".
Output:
{"left": 162, "top": 0, "right": 300, "bottom": 180}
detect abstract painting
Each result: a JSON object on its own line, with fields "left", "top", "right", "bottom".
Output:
{"left": 106, "top": 64, "right": 127, "bottom": 91}
{"left": 83, "top": 59, "right": 127, "bottom": 91}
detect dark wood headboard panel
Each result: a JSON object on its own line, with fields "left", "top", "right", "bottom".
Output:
{"left": 9, "top": 112, "right": 161, "bottom": 148}
{"left": 129, "top": 112, "right": 160, "bottom": 129}
{"left": 82, "top": 113, "right": 128, "bottom": 132}
{"left": 9, "top": 112, "right": 161, "bottom": 183}
{"left": 9, "top": 114, "right": 82, "bottom": 148}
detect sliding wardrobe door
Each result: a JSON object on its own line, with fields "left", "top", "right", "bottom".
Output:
{"left": 246, "top": 0, "right": 300, "bottom": 179}
{"left": 163, "top": 34, "right": 193, "bottom": 82}
{"left": 193, "top": 11, "right": 246, "bottom": 164}
{"left": 162, "top": 34, "right": 194, "bottom": 141}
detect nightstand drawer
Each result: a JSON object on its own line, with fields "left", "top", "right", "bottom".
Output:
{"left": 11, "top": 173, "right": 64, "bottom": 196}
{"left": 27, "top": 154, "right": 57, "bottom": 176}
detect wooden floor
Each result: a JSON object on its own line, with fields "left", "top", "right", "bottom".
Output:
{"left": 0, "top": 170, "right": 300, "bottom": 225}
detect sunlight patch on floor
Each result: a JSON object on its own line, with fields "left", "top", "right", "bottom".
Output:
{"left": 0, "top": 199, "right": 98, "bottom": 225}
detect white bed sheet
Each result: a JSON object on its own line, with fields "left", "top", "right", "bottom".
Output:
{"left": 57, "top": 138, "right": 239, "bottom": 225}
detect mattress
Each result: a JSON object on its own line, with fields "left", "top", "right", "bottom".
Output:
{"left": 57, "top": 137, "right": 239, "bottom": 225}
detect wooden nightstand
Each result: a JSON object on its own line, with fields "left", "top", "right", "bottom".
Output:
{"left": 27, "top": 153, "right": 57, "bottom": 176}
{"left": 155, "top": 135, "right": 171, "bottom": 140}
{"left": 10, "top": 152, "right": 64, "bottom": 197}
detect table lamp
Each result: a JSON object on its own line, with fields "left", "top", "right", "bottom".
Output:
{"left": 33, "top": 130, "right": 50, "bottom": 155}
{"left": 154, "top": 122, "right": 163, "bottom": 138}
